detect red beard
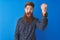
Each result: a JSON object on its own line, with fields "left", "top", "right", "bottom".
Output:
{"left": 24, "top": 12, "right": 34, "bottom": 22}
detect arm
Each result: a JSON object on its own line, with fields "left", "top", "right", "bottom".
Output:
{"left": 36, "top": 3, "right": 48, "bottom": 30}
{"left": 14, "top": 19, "right": 20, "bottom": 40}
{"left": 36, "top": 12, "right": 48, "bottom": 30}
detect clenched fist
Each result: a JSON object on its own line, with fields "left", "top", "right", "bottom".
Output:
{"left": 41, "top": 3, "right": 47, "bottom": 16}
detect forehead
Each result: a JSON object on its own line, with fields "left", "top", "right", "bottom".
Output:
{"left": 25, "top": 5, "right": 33, "bottom": 8}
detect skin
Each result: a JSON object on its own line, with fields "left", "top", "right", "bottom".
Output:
{"left": 25, "top": 5, "right": 33, "bottom": 18}
{"left": 25, "top": 3, "right": 47, "bottom": 17}
{"left": 41, "top": 3, "right": 47, "bottom": 16}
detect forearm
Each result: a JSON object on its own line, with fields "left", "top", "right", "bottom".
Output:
{"left": 36, "top": 12, "right": 48, "bottom": 30}
{"left": 41, "top": 16, "right": 48, "bottom": 30}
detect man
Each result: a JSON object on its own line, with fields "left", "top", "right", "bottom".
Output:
{"left": 15, "top": 2, "right": 48, "bottom": 40}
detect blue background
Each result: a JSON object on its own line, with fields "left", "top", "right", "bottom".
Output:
{"left": 0, "top": 0, "right": 60, "bottom": 40}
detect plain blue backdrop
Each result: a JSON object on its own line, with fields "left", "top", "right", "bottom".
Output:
{"left": 0, "top": 0, "right": 60, "bottom": 40}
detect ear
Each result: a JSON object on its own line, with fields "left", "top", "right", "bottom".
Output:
{"left": 31, "top": 9, "right": 34, "bottom": 13}
{"left": 24, "top": 8, "right": 26, "bottom": 11}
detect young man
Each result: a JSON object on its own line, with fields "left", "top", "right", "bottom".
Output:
{"left": 15, "top": 2, "right": 48, "bottom": 40}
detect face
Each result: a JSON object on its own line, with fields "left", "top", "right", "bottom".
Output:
{"left": 25, "top": 5, "right": 33, "bottom": 18}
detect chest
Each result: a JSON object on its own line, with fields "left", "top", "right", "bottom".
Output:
{"left": 19, "top": 21, "right": 36, "bottom": 34}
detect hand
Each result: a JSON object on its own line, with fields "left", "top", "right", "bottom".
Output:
{"left": 41, "top": 3, "right": 47, "bottom": 16}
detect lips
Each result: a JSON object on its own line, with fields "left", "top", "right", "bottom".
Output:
{"left": 26, "top": 12, "right": 32, "bottom": 17}
{"left": 27, "top": 12, "right": 31, "bottom": 15}
{"left": 24, "top": 12, "right": 33, "bottom": 22}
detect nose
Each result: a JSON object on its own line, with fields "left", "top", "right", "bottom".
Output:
{"left": 28, "top": 8, "right": 31, "bottom": 12}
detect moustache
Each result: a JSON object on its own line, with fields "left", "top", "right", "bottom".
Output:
{"left": 26, "top": 12, "right": 32, "bottom": 15}
{"left": 24, "top": 12, "right": 34, "bottom": 22}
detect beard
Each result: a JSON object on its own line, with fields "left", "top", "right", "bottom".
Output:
{"left": 24, "top": 12, "right": 34, "bottom": 22}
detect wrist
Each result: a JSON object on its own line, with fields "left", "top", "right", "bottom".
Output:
{"left": 42, "top": 12, "right": 48, "bottom": 17}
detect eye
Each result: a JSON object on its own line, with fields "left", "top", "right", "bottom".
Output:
{"left": 26, "top": 8, "right": 29, "bottom": 10}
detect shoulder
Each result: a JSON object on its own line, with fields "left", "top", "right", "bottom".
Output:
{"left": 34, "top": 17, "right": 38, "bottom": 21}
{"left": 17, "top": 17, "right": 23, "bottom": 23}
{"left": 33, "top": 17, "right": 39, "bottom": 22}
